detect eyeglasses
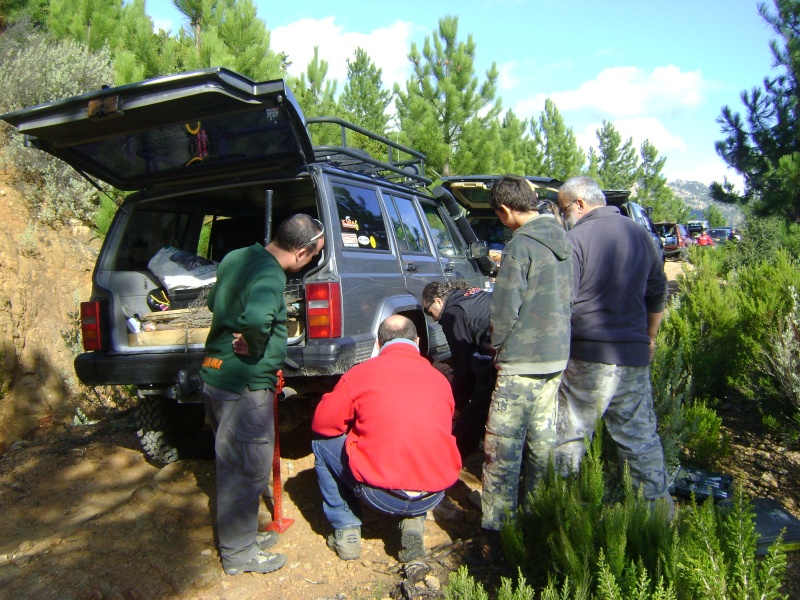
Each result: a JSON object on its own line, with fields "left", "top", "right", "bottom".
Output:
{"left": 423, "top": 297, "right": 439, "bottom": 317}
{"left": 559, "top": 199, "right": 578, "bottom": 218}
{"left": 304, "top": 218, "right": 325, "bottom": 247}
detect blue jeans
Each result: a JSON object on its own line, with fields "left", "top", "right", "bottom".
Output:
{"left": 312, "top": 434, "right": 444, "bottom": 530}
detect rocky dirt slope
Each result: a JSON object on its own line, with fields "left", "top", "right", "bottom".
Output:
{"left": 0, "top": 173, "right": 101, "bottom": 450}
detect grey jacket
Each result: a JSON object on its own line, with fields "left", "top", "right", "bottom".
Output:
{"left": 491, "top": 214, "right": 573, "bottom": 375}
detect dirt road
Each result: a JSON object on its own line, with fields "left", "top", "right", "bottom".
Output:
{"left": 0, "top": 416, "right": 489, "bottom": 600}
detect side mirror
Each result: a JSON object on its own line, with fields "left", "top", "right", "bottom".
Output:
{"left": 469, "top": 240, "right": 489, "bottom": 259}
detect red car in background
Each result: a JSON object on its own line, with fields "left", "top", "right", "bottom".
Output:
{"left": 655, "top": 222, "right": 696, "bottom": 260}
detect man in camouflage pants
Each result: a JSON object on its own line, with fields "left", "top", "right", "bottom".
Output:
{"left": 473, "top": 175, "right": 573, "bottom": 563}
{"left": 554, "top": 176, "right": 674, "bottom": 515}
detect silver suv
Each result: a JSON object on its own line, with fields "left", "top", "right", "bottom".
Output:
{"left": 2, "top": 68, "right": 492, "bottom": 463}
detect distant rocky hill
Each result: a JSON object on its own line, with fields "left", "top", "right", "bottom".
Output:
{"left": 668, "top": 179, "right": 744, "bottom": 225}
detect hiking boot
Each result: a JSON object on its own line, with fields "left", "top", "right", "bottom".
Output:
{"left": 326, "top": 526, "right": 361, "bottom": 560}
{"left": 255, "top": 530, "right": 279, "bottom": 550}
{"left": 398, "top": 515, "right": 426, "bottom": 562}
{"left": 222, "top": 550, "right": 287, "bottom": 575}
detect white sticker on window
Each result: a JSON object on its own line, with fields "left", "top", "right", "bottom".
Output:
{"left": 342, "top": 232, "right": 359, "bottom": 248}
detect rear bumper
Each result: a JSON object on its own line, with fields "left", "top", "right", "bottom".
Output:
{"left": 74, "top": 336, "right": 369, "bottom": 387}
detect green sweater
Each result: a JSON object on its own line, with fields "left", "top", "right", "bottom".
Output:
{"left": 200, "top": 243, "right": 288, "bottom": 393}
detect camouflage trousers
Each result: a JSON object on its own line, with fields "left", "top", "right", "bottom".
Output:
{"left": 555, "top": 358, "right": 674, "bottom": 512}
{"left": 481, "top": 373, "right": 561, "bottom": 531}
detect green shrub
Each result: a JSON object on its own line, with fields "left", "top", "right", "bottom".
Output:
{"left": 651, "top": 324, "right": 691, "bottom": 474}
{"left": 681, "top": 400, "right": 730, "bottom": 468}
{"left": 756, "top": 286, "right": 800, "bottom": 439}
{"left": 93, "top": 194, "right": 120, "bottom": 238}
{"left": 447, "top": 430, "right": 787, "bottom": 599}
{"left": 0, "top": 24, "right": 115, "bottom": 227}
{"left": 661, "top": 229, "right": 800, "bottom": 441}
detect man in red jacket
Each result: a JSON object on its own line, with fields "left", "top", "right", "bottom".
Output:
{"left": 311, "top": 315, "right": 462, "bottom": 562}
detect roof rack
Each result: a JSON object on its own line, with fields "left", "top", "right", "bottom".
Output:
{"left": 306, "top": 117, "right": 431, "bottom": 187}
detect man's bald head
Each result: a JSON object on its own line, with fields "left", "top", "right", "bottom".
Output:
{"left": 377, "top": 315, "right": 418, "bottom": 347}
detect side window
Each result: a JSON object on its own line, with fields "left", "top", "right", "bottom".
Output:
{"left": 420, "top": 203, "right": 462, "bottom": 258}
{"left": 333, "top": 182, "right": 390, "bottom": 251}
{"left": 115, "top": 209, "right": 192, "bottom": 270}
{"left": 385, "top": 195, "right": 430, "bottom": 254}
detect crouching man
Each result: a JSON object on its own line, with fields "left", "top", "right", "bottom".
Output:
{"left": 311, "top": 315, "right": 462, "bottom": 562}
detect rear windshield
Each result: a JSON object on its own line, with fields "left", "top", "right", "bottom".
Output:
{"left": 66, "top": 108, "right": 302, "bottom": 184}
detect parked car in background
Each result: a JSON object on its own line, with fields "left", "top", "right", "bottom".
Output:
{"left": 708, "top": 227, "right": 734, "bottom": 245}
{"left": 688, "top": 224, "right": 715, "bottom": 247}
{"left": 439, "top": 177, "right": 666, "bottom": 265}
{"left": 655, "top": 222, "right": 696, "bottom": 260}
{"left": 614, "top": 197, "right": 667, "bottom": 264}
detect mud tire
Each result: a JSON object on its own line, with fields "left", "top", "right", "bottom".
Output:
{"left": 134, "top": 395, "right": 214, "bottom": 464}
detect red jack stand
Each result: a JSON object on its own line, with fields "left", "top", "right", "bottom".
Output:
{"left": 266, "top": 370, "right": 294, "bottom": 533}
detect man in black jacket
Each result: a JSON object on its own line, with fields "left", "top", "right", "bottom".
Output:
{"left": 555, "top": 176, "right": 673, "bottom": 516}
{"left": 422, "top": 280, "right": 495, "bottom": 458}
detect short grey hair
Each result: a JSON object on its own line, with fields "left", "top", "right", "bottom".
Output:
{"left": 560, "top": 176, "right": 606, "bottom": 208}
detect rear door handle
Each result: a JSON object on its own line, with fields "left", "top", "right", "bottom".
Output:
{"left": 406, "top": 262, "right": 418, "bottom": 272}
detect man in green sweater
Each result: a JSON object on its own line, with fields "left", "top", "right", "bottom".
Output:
{"left": 200, "top": 213, "right": 324, "bottom": 575}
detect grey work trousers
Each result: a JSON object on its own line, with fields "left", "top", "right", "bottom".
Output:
{"left": 203, "top": 383, "right": 275, "bottom": 566}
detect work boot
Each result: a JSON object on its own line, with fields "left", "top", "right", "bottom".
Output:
{"left": 398, "top": 515, "right": 426, "bottom": 562}
{"left": 326, "top": 526, "right": 361, "bottom": 560}
{"left": 255, "top": 530, "right": 279, "bottom": 550}
{"left": 222, "top": 550, "right": 287, "bottom": 575}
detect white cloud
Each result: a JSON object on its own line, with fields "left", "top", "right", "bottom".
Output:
{"left": 497, "top": 61, "right": 518, "bottom": 92}
{"left": 270, "top": 18, "right": 415, "bottom": 90}
{"left": 575, "top": 117, "right": 686, "bottom": 156}
{"left": 514, "top": 65, "right": 705, "bottom": 121}
{"left": 151, "top": 18, "right": 174, "bottom": 34}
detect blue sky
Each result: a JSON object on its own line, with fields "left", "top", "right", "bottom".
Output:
{"left": 145, "top": 0, "right": 778, "bottom": 189}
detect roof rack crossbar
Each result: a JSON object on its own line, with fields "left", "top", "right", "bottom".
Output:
{"left": 306, "top": 116, "right": 430, "bottom": 186}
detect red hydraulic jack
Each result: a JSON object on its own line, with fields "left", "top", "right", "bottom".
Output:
{"left": 265, "top": 370, "right": 294, "bottom": 533}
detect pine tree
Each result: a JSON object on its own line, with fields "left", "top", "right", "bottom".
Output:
{"left": 394, "top": 15, "right": 501, "bottom": 178}
{"left": 633, "top": 139, "right": 690, "bottom": 222}
{"left": 713, "top": 0, "right": 800, "bottom": 221}
{"left": 290, "top": 46, "right": 339, "bottom": 145}
{"left": 593, "top": 120, "right": 639, "bottom": 190}
{"left": 704, "top": 204, "right": 727, "bottom": 228}
{"left": 172, "top": 0, "right": 284, "bottom": 80}
{"left": 340, "top": 47, "right": 391, "bottom": 136}
{"left": 216, "top": 0, "right": 284, "bottom": 80}
{"left": 47, "top": 0, "right": 123, "bottom": 52}
{"left": 497, "top": 109, "right": 537, "bottom": 175}
{"left": 535, "top": 99, "right": 585, "bottom": 180}
{"left": 114, "top": 0, "right": 180, "bottom": 84}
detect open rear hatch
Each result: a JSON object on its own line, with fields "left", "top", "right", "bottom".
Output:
{"left": 0, "top": 68, "right": 314, "bottom": 190}
{"left": 439, "top": 175, "right": 562, "bottom": 212}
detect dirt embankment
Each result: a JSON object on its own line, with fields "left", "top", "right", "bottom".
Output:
{"left": 0, "top": 175, "right": 101, "bottom": 451}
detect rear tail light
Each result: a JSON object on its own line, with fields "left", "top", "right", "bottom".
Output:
{"left": 80, "top": 301, "right": 103, "bottom": 351}
{"left": 306, "top": 283, "right": 342, "bottom": 339}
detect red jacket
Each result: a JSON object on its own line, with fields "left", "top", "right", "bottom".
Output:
{"left": 311, "top": 340, "right": 462, "bottom": 491}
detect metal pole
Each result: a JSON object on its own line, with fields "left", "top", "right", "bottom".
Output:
{"left": 264, "top": 189, "right": 273, "bottom": 245}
